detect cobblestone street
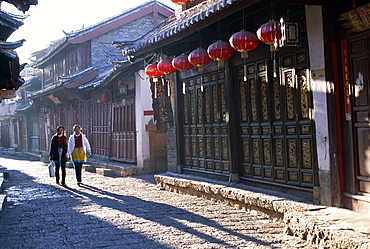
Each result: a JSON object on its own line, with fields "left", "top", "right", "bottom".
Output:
{"left": 0, "top": 155, "right": 315, "bottom": 248}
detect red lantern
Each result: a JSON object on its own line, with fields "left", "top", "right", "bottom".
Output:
{"left": 172, "top": 54, "right": 194, "bottom": 72}
{"left": 145, "top": 63, "right": 163, "bottom": 82}
{"left": 103, "top": 92, "right": 109, "bottom": 103}
{"left": 207, "top": 41, "right": 234, "bottom": 67}
{"left": 256, "top": 21, "right": 281, "bottom": 51}
{"left": 229, "top": 30, "right": 259, "bottom": 58}
{"left": 157, "top": 59, "right": 177, "bottom": 74}
{"left": 188, "top": 48, "right": 212, "bottom": 71}
{"left": 171, "top": 0, "right": 188, "bottom": 4}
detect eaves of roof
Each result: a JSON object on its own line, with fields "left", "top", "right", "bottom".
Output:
{"left": 33, "top": 37, "right": 69, "bottom": 67}
{"left": 0, "top": 39, "right": 25, "bottom": 50}
{"left": 124, "top": 0, "right": 261, "bottom": 55}
{"left": 0, "top": 41, "right": 26, "bottom": 90}
{"left": 60, "top": 67, "right": 99, "bottom": 89}
{"left": 78, "top": 62, "right": 129, "bottom": 90}
{"left": 28, "top": 66, "right": 104, "bottom": 98}
{"left": 3, "top": 0, "right": 38, "bottom": 13}
{"left": 27, "top": 81, "right": 64, "bottom": 99}
{"left": 0, "top": 10, "right": 26, "bottom": 40}
{"left": 15, "top": 101, "right": 32, "bottom": 113}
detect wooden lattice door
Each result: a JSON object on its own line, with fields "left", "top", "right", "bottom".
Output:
{"left": 111, "top": 98, "right": 136, "bottom": 162}
{"left": 238, "top": 51, "right": 317, "bottom": 189}
{"left": 91, "top": 103, "right": 111, "bottom": 158}
{"left": 182, "top": 70, "right": 230, "bottom": 175}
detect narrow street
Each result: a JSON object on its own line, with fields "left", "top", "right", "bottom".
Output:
{"left": 0, "top": 155, "right": 315, "bottom": 249}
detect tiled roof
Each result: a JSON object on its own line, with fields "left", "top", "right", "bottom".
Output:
{"left": 3, "top": 0, "right": 38, "bottom": 13}
{"left": 124, "top": 0, "right": 243, "bottom": 55}
{"left": 78, "top": 68, "right": 114, "bottom": 90}
{"left": 0, "top": 10, "right": 25, "bottom": 41}
{"left": 0, "top": 40, "right": 26, "bottom": 90}
{"left": 60, "top": 67, "right": 97, "bottom": 86}
{"left": 0, "top": 39, "right": 25, "bottom": 50}
{"left": 78, "top": 59, "right": 130, "bottom": 90}
{"left": 27, "top": 81, "right": 64, "bottom": 98}
{"left": 34, "top": 0, "right": 173, "bottom": 66}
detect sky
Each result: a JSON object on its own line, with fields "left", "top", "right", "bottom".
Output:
{"left": 2, "top": 0, "right": 176, "bottom": 64}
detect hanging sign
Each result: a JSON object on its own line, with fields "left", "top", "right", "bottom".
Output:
{"left": 341, "top": 40, "right": 351, "bottom": 121}
{"left": 0, "top": 90, "right": 16, "bottom": 99}
{"left": 340, "top": 3, "right": 370, "bottom": 32}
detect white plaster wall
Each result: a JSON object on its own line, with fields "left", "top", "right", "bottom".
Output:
{"left": 305, "top": 5, "right": 330, "bottom": 171}
{"left": 135, "top": 69, "right": 153, "bottom": 168}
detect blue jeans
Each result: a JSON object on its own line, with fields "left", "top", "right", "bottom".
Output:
{"left": 73, "top": 162, "right": 83, "bottom": 183}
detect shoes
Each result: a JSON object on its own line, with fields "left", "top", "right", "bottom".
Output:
{"left": 56, "top": 182, "right": 60, "bottom": 185}
{"left": 61, "top": 184, "right": 67, "bottom": 187}
{"left": 77, "top": 182, "right": 82, "bottom": 186}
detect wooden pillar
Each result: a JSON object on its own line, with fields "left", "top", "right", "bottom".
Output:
{"left": 225, "top": 60, "right": 241, "bottom": 182}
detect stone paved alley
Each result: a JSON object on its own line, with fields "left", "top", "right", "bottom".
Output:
{"left": 0, "top": 155, "right": 316, "bottom": 249}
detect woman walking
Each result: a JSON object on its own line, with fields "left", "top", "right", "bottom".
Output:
{"left": 68, "top": 124, "right": 91, "bottom": 186}
{"left": 49, "top": 125, "right": 68, "bottom": 187}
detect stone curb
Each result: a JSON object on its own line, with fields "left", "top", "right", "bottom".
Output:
{"left": 284, "top": 212, "right": 370, "bottom": 249}
{"left": 154, "top": 173, "right": 370, "bottom": 249}
{"left": 85, "top": 161, "right": 138, "bottom": 177}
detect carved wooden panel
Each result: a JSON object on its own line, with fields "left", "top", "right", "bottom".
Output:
{"left": 180, "top": 50, "right": 316, "bottom": 189}
{"left": 182, "top": 71, "right": 229, "bottom": 174}
{"left": 238, "top": 52, "right": 316, "bottom": 189}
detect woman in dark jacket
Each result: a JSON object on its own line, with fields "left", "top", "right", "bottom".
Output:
{"left": 49, "top": 125, "right": 68, "bottom": 186}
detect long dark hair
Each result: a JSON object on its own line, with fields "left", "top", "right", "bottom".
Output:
{"left": 55, "top": 125, "right": 65, "bottom": 136}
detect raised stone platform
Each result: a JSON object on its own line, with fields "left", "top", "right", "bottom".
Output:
{"left": 155, "top": 173, "right": 370, "bottom": 249}
{"left": 96, "top": 168, "right": 116, "bottom": 176}
{"left": 84, "top": 160, "right": 137, "bottom": 177}
{"left": 83, "top": 165, "right": 96, "bottom": 172}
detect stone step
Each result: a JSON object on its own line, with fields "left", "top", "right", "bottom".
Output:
{"left": 96, "top": 168, "right": 116, "bottom": 176}
{"left": 83, "top": 165, "right": 96, "bottom": 172}
{"left": 85, "top": 161, "right": 137, "bottom": 177}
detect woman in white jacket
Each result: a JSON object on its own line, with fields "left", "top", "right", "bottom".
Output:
{"left": 68, "top": 124, "right": 91, "bottom": 186}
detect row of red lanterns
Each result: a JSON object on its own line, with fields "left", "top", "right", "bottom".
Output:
{"left": 145, "top": 21, "right": 281, "bottom": 79}
{"left": 171, "top": 0, "right": 191, "bottom": 5}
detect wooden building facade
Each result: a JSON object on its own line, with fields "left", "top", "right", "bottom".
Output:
{"left": 0, "top": 1, "right": 173, "bottom": 172}
{"left": 332, "top": 1, "right": 370, "bottom": 213}
{"left": 124, "top": 0, "right": 370, "bottom": 212}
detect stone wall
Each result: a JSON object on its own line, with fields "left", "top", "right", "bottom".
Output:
{"left": 91, "top": 13, "right": 167, "bottom": 72}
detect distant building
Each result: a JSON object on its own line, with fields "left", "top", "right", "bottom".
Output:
{"left": 0, "top": 0, "right": 173, "bottom": 175}
{"left": 0, "top": 1, "right": 37, "bottom": 150}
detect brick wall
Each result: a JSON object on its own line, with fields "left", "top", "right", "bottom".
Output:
{"left": 91, "top": 13, "right": 167, "bottom": 73}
